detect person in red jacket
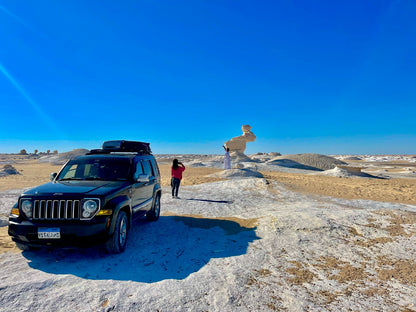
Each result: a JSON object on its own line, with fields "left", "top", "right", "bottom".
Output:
{"left": 171, "top": 158, "right": 185, "bottom": 198}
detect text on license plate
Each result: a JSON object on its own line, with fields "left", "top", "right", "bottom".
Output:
{"left": 38, "top": 227, "right": 61, "bottom": 239}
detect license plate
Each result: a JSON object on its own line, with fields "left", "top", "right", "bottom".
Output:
{"left": 38, "top": 227, "right": 61, "bottom": 239}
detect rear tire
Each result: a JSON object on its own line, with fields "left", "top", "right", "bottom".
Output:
{"left": 146, "top": 193, "right": 160, "bottom": 221}
{"left": 105, "top": 211, "right": 128, "bottom": 253}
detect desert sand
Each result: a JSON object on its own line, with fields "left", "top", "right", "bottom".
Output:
{"left": 1, "top": 159, "right": 416, "bottom": 253}
{"left": 0, "top": 160, "right": 62, "bottom": 191}
{"left": 1, "top": 154, "right": 416, "bottom": 311}
{"left": 262, "top": 171, "right": 416, "bottom": 206}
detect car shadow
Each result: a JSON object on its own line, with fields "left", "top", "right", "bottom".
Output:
{"left": 185, "top": 198, "right": 234, "bottom": 204}
{"left": 22, "top": 215, "right": 259, "bottom": 283}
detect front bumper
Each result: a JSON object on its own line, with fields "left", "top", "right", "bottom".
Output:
{"left": 8, "top": 217, "right": 111, "bottom": 248}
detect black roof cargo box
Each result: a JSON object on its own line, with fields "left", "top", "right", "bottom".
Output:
{"left": 102, "top": 140, "right": 151, "bottom": 154}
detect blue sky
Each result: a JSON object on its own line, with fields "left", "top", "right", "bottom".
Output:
{"left": 1, "top": 0, "right": 415, "bottom": 155}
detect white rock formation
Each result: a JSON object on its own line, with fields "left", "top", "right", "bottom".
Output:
{"left": 224, "top": 125, "right": 256, "bottom": 154}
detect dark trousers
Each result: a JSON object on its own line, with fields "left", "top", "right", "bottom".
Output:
{"left": 171, "top": 177, "right": 181, "bottom": 197}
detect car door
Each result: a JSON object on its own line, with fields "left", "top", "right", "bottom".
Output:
{"left": 141, "top": 159, "right": 156, "bottom": 209}
{"left": 131, "top": 159, "right": 154, "bottom": 213}
{"left": 131, "top": 161, "right": 148, "bottom": 212}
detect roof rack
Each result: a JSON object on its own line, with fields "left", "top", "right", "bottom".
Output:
{"left": 87, "top": 140, "right": 152, "bottom": 155}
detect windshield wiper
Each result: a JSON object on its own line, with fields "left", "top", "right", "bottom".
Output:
{"left": 59, "top": 178, "right": 83, "bottom": 181}
{"left": 94, "top": 178, "right": 127, "bottom": 181}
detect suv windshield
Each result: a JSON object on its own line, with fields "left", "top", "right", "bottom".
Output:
{"left": 58, "top": 158, "right": 131, "bottom": 181}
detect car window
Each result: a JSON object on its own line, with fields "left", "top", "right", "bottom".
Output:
{"left": 134, "top": 161, "right": 144, "bottom": 180}
{"left": 150, "top": 159, "right": 159, "bottom": 177}
{"left": 62, "top": 164, "right": 77, "bottom": 178}
{"left": 142, "top": 160, "right": 154, "bottom": 177}
{"left": 58, "top": 158, "right": 130, "bottom": 181}
{"left": 136, "top": 162, "right": 144, "bottom": 175}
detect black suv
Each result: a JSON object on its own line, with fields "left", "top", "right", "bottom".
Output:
{"left": 8, "top": 140, "right": 161, "bottom": 253}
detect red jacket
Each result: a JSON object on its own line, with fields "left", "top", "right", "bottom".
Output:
{"left": 171, "top": 165, "right": 185, "bottom": 180}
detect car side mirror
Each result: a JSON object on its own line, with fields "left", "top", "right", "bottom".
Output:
{"left": 136, "top": 174, "right": 150, "bottom": 183}
{"left": 50, "top": 172, "right": 57, "bottom": 181}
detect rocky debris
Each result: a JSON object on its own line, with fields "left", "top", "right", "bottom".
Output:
{"left": 0, "top": 165, "right": 20, "bottom": 177}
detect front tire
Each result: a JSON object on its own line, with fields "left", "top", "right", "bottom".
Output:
{"left": 105, "top": 211, "right": 128, "bottom": 253}
{"left": 146, "top": 193, "right": 160, "bottom": 221}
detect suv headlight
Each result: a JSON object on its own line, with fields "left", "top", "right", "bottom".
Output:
{"left": 20, "top": 199, "right": 33, "bottom": 218}
{"left": 80, "top": 198, "right": 100, "bottom": 220}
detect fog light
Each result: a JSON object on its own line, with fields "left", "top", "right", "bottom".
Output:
{"left": 82, "top": 210, "right": 94, "bottom": 218}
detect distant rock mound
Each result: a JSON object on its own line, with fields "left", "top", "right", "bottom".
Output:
{"left": 57, "top": 149, "right": 89, "bottom": 164}
{"left": 316, "top": 166, "right": 380, "bottom": 178}
{"left": 269, "top": 152, "right": 282, "bottom": 157}
{"left": 267, "top": 153, "right": 347, "bottom": 171}
{"left": 0, "top": 164, "right": 20, "bottom": 177}
{"left": 187, "top": 161, "right": 206, "bottom": 167}
{"left": 249, "top": 153, "right": 277, "bottom": 162}
{"left": 39, "top": 149, "right": 89, "bottom": 165}
{"left": 343, "top": 156, "right": 362, "bottom": 161}
{"left": 59, "top": 149, "right": 89, "bottom": 159}
{"left": 207, "top": 168, "right": 264, "bottom": 179}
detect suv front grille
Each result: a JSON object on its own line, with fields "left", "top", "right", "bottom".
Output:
{"left": 33, "top": 200, "right": 80, "bottom": 220}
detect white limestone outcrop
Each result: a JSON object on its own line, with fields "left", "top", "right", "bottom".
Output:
{"left": 224, "top": 125, "right": 256, "bottom": 154}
